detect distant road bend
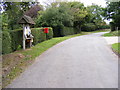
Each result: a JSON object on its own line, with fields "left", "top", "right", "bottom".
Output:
{"left": 7, "top": 32, "right": 118, "bottom": 88}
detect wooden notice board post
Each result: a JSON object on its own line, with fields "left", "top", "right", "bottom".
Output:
{"left": 18, "top": 15, "right": 35, "bottom": 50}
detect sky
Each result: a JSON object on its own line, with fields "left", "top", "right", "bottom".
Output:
{"left": 38, "top": 0, "right": 107, "bottom": 7}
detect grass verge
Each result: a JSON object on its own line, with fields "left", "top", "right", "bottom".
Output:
{"left": 103, "top": 30, "right": 120, "bottom": 37}
{"left": 2, "top": 29, "right": 109, "bottom": 88}
{"left": 112, "top": 43, "right": 120, "bottom": 56}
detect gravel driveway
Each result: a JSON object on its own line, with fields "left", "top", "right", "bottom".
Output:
{"left": 7, "top": 32, "right": 118, "bottom": 88}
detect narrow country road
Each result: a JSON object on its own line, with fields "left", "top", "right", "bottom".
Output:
{"left": 7, "top": 32, "right": 118, "bottom": 88}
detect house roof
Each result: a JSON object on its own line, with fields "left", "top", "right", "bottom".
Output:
{"left": 18, "top": 15, "right": 35, "bottom": 25}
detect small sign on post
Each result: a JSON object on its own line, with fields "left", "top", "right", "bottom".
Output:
{"left": 18, "top": 15, "right": 35, "bottom": 50}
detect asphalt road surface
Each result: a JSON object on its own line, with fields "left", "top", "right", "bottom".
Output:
{"left": 7, "top": 32, "right": 118, "bottom": 88}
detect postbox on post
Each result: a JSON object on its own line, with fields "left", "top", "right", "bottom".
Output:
{"left": 44, "top": 28, "right": 49, "bottom": 39}
{"left": 44, "top": 28, "right": 49, "bottom": 33}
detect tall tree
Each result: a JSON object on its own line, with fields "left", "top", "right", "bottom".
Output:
{"left": 86, "top": 4, "right": 105, "bottom": 29}
{"left": 1, "top": 2, "right": 36, "bottom": 30}
{"left": 68, "top": 2, "right": 88, "bottom": 32}
{"left": 104, "top": 1, "right": 120, "bottom": 30}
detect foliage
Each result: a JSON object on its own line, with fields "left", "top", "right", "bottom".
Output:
{"left": 1, "top": 2, "right": 37, "bottom": 30}
{"left": 35, "top": 2, "right": 89, "bottom": 36}
{"left": 104, "top": 2, "right": 120, "bottom": 30}
{"left": 110, "top": 22, "right": 116, "bottom": 31}
{"left": 47, "top": 27, "right": 54, "bottom": 39}
{"left": 9, "top": 29, "right": 23, "bottom": 51}
{"left": 86, "top": 4, "right": 107, "bottom": 29}
{"left": 31, "top": 28, "right": 46, "bottom": 45}
{"left": 98, "top": 25, "right": 110, "bottom": 29}
{"left": 2, "top": 31, "right": 12, "bottom": 54}
{"left": 81, "top": 23, "right": 97, "bottom": 32}
{"left": 69, "top": 2, "right": 88, "bottom": 31}
{"left": 61, "top": 27, "right": 78, "bottom": 36}
{"left": 35, "top": 2, "right": 74, "bottom": 37}
{"left": 1, "top": 12, "right": 8, "bottom": 30}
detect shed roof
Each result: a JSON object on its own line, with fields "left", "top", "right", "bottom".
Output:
{"left": 18, "top": 15, "right": 35, "bottom": 25}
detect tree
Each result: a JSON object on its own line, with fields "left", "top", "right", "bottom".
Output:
{"left": 1, "top": 2, "right": 36, "bottom": 30}
{"left": 35, "top": 2, "right": 74, "bottom": 36}
{"left": 104, "top": 1, "right": 120, "bottom": 30}
{"left": 86, "top": 4, "right": 105, "bottom": 29}
{"left": 68, "top": 2, "right": 88, "bottom": 32}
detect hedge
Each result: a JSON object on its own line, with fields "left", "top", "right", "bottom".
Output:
{"left": 9, "top": 29, "right": 23, "bottom": 51}
{"left": 0, "top": 31, "right": 2, "bottom": 54}
{"left": 2, "top": 31, "right": 12, "bottom": 54}
{"left": 2, "top": 27, "right": 53, "bottom": 54}
{"left": 110, "top": 22, "right": 116, "bottom": 31}
{"left": 98, "top": 25, "right": 110, "bottom": 29}
{"left": 53, "top": 27, "right": 78, "bottom": 37}
{"left": 47, "top": 27, "right": 53, "bottom": 39}
{"left": 61, "top": 27, "right": 78, "bottom": 36}
{"left": 81, "top": 23, "right": 97, "bottom": 32}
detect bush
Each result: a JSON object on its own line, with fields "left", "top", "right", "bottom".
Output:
{"left": 61, "top": 27, "right": 77, "bottom": 36}
{"left": 2, "top": 27, "right": 53, "bottom": 54}
{"left": 2, "top": 31, "right": 12, "bottom": 54}
{"left": 81, "top": 23, "right": 97, "bottom": 32}
{"left": 98, "top": 25, "right": 110, "bottom": 29}
{"left": 52, "top": 26, "right": 63, "bottom": 37}
{"left": 110, "top": 22, "right": 116, "bottom": 31}
{"left": 9, "top": 29, "right": 23, "bottom": 51}
{"left": 31, "top": 28, "right": 46, "bottom": 45}
{"left": 0, "top": 38, "right": 2, "bottom": 55}
{"left": 47, "top": 27, "right": 53, "bottom": 39}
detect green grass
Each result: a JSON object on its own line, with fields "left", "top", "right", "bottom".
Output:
{"left": 112, "top": 43, "right": 120, "bottom": 55}
{"left": 103, "top": 30, "right": 120, "bottom": 37}
{"left": 2, "top": 29, "right": 109, "bottom": 88}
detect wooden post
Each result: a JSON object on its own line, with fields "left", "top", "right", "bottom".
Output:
{"left": 23, "top": 24, "right": 25, "bottom": 50}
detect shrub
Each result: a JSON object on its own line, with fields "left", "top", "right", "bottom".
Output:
{"left": 47, "top": 27, "right": 53, "bottom": 39}
{"left": 9, "top": 29, "right": 23, "bottom": 51}
{"left": 110, "top": 22, "right": 116, "bottom": 31}
{"left": 81, "top": 23, "right": 97, "bottom": 32}
{"left": 52, "top": 26, "right": 63, "bottom": 37}
{"left": 0, "top": 38, "right": 2, "bottom": 55}
{"left": 2, "top": 31, "right": 12, "bottom": 54}
{"left": 31, "top": 28, "right": 46, "bottom": 45}
{"left": 61, "top": 27, "right": 77, "bottom": 36}
{"left": 98, "top": 25, "right": 110, "bottom": 29}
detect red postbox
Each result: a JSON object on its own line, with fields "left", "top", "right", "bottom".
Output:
{"left": 44, "top": 28, "right": 49, "bottom": 33}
